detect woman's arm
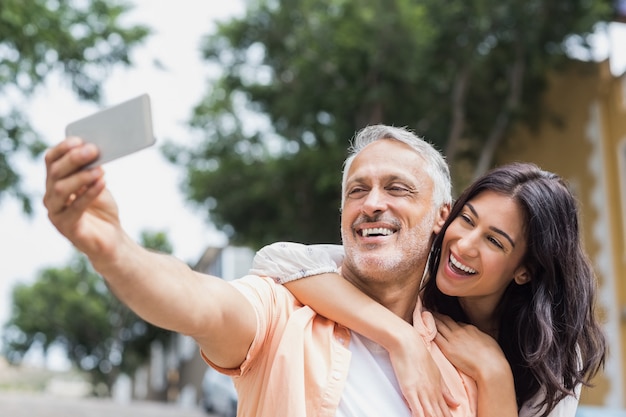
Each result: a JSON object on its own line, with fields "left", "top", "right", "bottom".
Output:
{"left": 251, "top": 242, "right": 459, "bottom": 417}
{"left": 287, "top": 274, "right": 459, "bottom": 417}
{"left": 434, "top": 315, "right": 518, "bottom": 417}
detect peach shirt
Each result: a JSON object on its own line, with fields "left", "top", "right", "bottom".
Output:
{"left": 202, "top": 275, "right": 477, "bottom": 417}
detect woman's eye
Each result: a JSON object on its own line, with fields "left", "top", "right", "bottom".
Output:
{"left": 460, "top": 213, "right": 473, "bottom": 224}
{"left": 487, "top": 236, "right": 504, "bottom": 250}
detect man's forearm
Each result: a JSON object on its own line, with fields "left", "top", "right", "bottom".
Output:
{"left": 89, "top": 232, "right": 257, "bottom": 368}
{"left": 89, "top": 232, "right": 203, "bottom": 334}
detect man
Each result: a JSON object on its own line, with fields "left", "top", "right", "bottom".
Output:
{"left": 44, "top": 125, "right": 469, "bottom": 417}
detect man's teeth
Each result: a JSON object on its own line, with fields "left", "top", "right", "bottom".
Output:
{"left": 361, "top": 227, "right": 393, "bottom": 237}
{"left": 450, "top": 253, "right": 476, "bottom": 274}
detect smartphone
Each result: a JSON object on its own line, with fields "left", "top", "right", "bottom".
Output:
{"left": 65, "top": 93, "right": 156, "bottom": 167}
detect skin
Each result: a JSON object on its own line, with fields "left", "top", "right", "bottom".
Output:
{"left": 339, "top": 139, "right": 448, "bottom": 322}
{"left": 435, "top": 191, "right": 529, "bottom": 335}
{"left": 44, "top": 137, "right": 258, "bottom": 370}
{"left": 434, "top": 191, "right": 528, "bottom": 417}
{"left": 434, "top": 315, "right": 517, "bottom": 417}
{"left": 290, "top": 139, "right": 460, "bottom": 417}
{"left": 282, "top": 191, "right": 531, "bottom": 417}
{"left": 44, "top": 136, "right": 453, "bottom": 417}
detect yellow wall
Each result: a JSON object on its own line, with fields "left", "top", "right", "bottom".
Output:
{"left": 496, "top": 60, "right": 626, "bottom": 406}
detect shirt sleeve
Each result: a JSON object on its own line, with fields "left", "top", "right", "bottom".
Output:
{"left": 249, "top": 242, "right": 345, "bottom": 284}
{"left": 200, "top": 275, "right": 283, "bottom": 377}
{"left": 518, "top": 384, "right": 581, "bottom": 417}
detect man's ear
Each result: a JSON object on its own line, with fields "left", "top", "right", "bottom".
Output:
{"left": 433, "top": 203, "right": 451, "bottom": 234}
{"left": 514, "top": 267, "right": 531, "bottom": 285}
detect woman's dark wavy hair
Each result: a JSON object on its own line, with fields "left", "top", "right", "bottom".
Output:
{"left": 422, "top": 162, "right": 607, "bottom": 416}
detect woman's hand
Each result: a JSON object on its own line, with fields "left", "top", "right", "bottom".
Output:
{"left": 278, "top": 272, "right": 460, "bottom": 417}
{"left": 434, "top": 314, "right": 518, "bottom": 417}
{"left": 387, "top": 326, "right": 459, "bottom": 417}
{"left": 433, "top": 314, "right": 505, "bottom": 380}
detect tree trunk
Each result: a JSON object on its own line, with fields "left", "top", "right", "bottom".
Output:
{"left": 445, "top": 64, "right": 471, "bottom": 161}
{"left": 473, "top": 41, "right": 525, "bottom": 180}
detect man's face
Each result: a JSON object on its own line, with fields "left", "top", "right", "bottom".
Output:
{"left": 340, "top": 139, "right": 444, "bottom": 287}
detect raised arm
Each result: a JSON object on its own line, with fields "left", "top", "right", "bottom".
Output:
{"left": 251, "top": 242, "right": 460, "bottom": 417}
{"left": 44, "top": 138, "right": 256, "bottom": 369}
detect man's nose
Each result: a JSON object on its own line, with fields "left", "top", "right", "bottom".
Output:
{"left": 361, "top": 188, "right": 387, "bottom": 216}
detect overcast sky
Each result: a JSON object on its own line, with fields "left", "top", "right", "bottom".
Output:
{"left": 0, "top": 2, "right": 625, "bottom": 360}
{"left": 0, "top": 1, "right": 244, "bottom": 345}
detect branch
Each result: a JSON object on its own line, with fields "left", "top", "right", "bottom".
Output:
{"left": 472, "top": 40, "right": 525, "bottom": 180}
{"left": 356, "top": 68, "right": 384, "bottom": 127}
{"left": 445, "top": 64, "right": 471, "bottom": 161}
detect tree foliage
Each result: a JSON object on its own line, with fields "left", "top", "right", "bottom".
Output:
{"left": 0, "top": 0, "right": 150, "bottom": 214}
{"left": 2, "top": 231, "right": 173, "bottom": 394}
{"left": 166, "top": 0, "right": 612, "bottom": 249}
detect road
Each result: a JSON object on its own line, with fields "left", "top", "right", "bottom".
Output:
{"left": 0, "top": 391, "right": 212, "bottom": 417}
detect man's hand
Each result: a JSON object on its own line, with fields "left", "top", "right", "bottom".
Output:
{"left": 43, "top": 137, "right": 120, "bottom": 258}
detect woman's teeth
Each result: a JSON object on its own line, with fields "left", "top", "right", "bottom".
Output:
{"left": 449, "top": 253, "right": 476, "bottom": 274}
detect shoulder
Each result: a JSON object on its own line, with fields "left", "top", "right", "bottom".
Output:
{"left": 250, "top": 242, "right": 343, "bottom": 284}
{"left": 233, "top": 275, "right": 296, "bottom": 307}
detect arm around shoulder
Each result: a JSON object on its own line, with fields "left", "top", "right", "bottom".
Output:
{"left": 251, "top": 242, "right": 460, "bottom": 416}
{"left": 250, "top": 242, "right": 343, "bottom": 284}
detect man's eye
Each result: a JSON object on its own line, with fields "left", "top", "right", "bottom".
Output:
{"left": 387, "top": 186, "right": 410, "bottom": 195}
{"left": 348, "top": 188, "right": 367, "bottom": 197}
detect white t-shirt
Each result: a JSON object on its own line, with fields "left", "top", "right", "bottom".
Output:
{"left": 519, "top": 384, "right": 580, "bottom": 417}
{"left": 336, "top": 331, "right": 412, "bottom": 417}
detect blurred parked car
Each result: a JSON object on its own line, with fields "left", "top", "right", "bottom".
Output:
{"left": 576, "top": 405, "right": 626, "bottom": 416}
{"left": 201, "top": 368, "right": 238, "bottom": 417}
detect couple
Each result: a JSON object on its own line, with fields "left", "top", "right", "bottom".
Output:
{"left": 44, "top": 124, "right": 605, "bottom": 416}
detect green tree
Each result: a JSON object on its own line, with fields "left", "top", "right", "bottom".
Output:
{"left": 166, "top": 0, "right": 612, "bottom": 248}
{"left": 0, "top": 0, "right": 150, "bottom": 214}
{"left": 2, "top": 231, "right": 173, "bottom": 395}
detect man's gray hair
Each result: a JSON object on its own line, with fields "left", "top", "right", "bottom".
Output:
{"left": 341, "top": 125, "right": 452, "bottom": 209}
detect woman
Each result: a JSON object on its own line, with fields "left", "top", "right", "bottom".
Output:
{"left": 251, "top": 162, "right": 607, "bottom": 417}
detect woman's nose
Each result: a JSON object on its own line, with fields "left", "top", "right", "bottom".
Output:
{"left": 456, "top": 232, "right": 479, "bottom": 257}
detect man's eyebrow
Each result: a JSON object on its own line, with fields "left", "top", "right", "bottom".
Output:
{"left": 347, "top": 173, "right": 417, "bottom": 186}
{"left": 466, "top": 202, "right": 516, "bottom": 248}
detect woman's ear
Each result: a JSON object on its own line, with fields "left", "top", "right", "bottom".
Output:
{"left": 433, "top": 203, "right": 451, "bottom": 234}
{"left": 514, "top": 267, "right": 530, "bottom": 285}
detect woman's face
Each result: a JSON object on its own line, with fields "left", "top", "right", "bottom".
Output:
{"left": 435, "top": 190, "right": 529, "bottom": 318}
